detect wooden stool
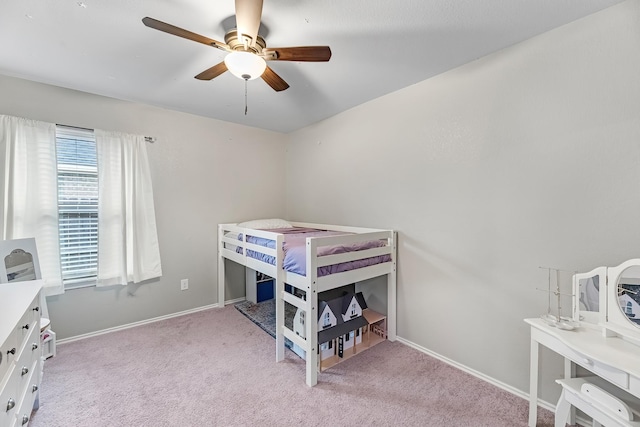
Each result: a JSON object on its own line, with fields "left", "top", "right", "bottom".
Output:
{"left": 555, "top": 377, "right": 640, "bottom": 427}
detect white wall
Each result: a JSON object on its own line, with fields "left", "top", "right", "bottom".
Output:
{"left": 1, "top": 0, "right": 637, "bottom": 406}
{"left": 285, "top": 1, "right": 640, "bottom": 402}
{"left": 0, "top": 75, "right": 287, "bottom": 339}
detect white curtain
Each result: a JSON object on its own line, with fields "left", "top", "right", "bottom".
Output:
{"left": 95, "top": 130, "right": 162, "bottom": 286}
{"left": 0, "top": 115, "right": 64, "bottom": 296}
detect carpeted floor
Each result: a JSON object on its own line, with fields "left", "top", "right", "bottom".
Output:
{"left": 30, "top": 305, "right": 557, "bottom": 427}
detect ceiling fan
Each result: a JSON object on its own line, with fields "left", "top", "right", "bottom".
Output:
{"left": 142, "top": 0, "right": 332, "bottom": 92}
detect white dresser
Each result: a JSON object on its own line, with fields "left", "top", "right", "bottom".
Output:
{"left": 0, "top": 281, "right": 42, "bottom": 427}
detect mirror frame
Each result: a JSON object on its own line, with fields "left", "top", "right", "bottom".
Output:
{"left": 605, "top": 258, "right": 640, "bottom": 345}
{"left": 0, "top": 238, "right": 42, "bottom": 284}
{"left": 572, "top": 266, "right": 607, "bottom": 327}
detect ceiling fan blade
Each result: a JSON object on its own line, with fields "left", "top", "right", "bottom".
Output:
{"left": 142, "top": 17, "right": 228, "bottom": 50}
{"left": 261, "top": 66, "right": 289, "bottom": 92}
{"left": 263, "top": 46, "right": 332, "bottom": 62}
{"left": 195, "top": 62, "right": 228, "bottom": 80}
{"left": 235, "top": 0, "right": 263, "bottom": 48}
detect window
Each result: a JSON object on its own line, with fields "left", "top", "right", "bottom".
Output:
{"left": 323, "top": 312, "right": 330, "bottom": 328}
{"left": 300, "top": 311, "right": 305, "bottom": 325}
{"left": 55, "top": 126, "right": 98, "bottom": 288}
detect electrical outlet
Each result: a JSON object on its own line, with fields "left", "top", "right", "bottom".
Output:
{"left": 180, "top": 279, "right": 189, "bottom": 291}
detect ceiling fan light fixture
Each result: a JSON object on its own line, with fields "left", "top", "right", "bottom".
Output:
{"left": 224, "top": 51, "right": 266, "bottom": 81}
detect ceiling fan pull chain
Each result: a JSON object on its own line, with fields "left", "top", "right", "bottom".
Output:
{"left": 244, "top": 78, "right": 248, "bottom": 115}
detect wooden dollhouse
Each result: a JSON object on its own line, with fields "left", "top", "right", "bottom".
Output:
{"left": 292, "top": 290, "right": 387, "bottom": 371}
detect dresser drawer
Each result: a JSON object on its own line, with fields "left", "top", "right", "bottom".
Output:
{"left": 0, "top": 365, "right": 19, "bottom": 427}
{"left": 0, "top": 330, "right": 17, "bottom": 384}
{"left": 536, "top": 328, "right": 630, "bottom": 389}
{"left": 14, "top": 330, "right": 38, "bottom": 400}
{"left": 17, "top": 325, "right": 39, "bottom": 362}
{"left": 14, "top": 361, "right": 37, "bottom": 427}
{"left": 15, "top": 302, "right": 38, "bottom": 346}
{"left": 560, "top": 340, "right": 628, "bottom": 388}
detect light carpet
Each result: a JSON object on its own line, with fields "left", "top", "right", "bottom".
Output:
{"left": 30, "top": 305, "right": 556, "bottom": 427}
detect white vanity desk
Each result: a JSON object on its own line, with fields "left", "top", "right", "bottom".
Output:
{"left": 526, "top": 318, "right": 640, "bottom": 427}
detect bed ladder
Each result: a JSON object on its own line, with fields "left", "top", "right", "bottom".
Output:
{"left": 276, "top": 236, "right": 319, "bottom": 386}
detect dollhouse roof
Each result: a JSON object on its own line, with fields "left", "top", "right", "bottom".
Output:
{"left": 316, "top": 291, "right": 369, "bottom": 343}
{"left": 342, "top": 292, "right": 368, "bottom": 315}
{"left": 318, "top": 299, "right": 344, "bottom": 322}
{"left": 318, "top": 291, "right": 367, "bottom": 321}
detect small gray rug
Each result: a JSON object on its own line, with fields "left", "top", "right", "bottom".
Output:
{"left": 234, "top": 298, "right": 297, "bottom": 339}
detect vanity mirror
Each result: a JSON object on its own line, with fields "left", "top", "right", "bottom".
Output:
{"left": 572, "top": 266, "right": 606, "bottom": 327}
{"left": 4, "top": 248, "right": 36, "bottom": 282}
{"left": 605, "top": 259, "right": 640, "bottom": 344}
{"left": 0, "top": 238, "right": 41, "bottom": 284}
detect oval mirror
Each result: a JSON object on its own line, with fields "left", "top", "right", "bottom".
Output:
{"left": 617, "top": 265, "right": 640, "bottom": 328}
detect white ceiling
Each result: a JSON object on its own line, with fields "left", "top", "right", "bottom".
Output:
{"left": 0, "top": 0, "right": 624, "bottom": 133}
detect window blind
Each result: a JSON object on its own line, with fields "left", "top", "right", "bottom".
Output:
{"left": 55, "top": 126, "right": 98, "bottom": 286}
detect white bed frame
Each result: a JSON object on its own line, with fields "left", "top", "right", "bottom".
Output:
{"left": 218, "top": 221, "right": 397, "bottom": 386}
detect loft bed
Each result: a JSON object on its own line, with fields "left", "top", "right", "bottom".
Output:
{"left": 217, "top": 219, "right": 397, "bottom": 386}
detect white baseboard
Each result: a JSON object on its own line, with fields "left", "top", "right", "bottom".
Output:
{"left": 395, "top": 336, "right": 557, "bottom": 413}
{"left": 58, "top": 298, "right": 245, "bottom": 345}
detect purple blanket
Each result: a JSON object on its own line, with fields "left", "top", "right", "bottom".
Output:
{"left": 238, "top": 228, "right": 391, "bottom": 277}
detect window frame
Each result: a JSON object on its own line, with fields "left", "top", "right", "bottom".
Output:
{"left": 323, "top": 311, "right": 331, "bottom": 328}
{"left": 55, "top": 125, "right": 99, "bottom": 290}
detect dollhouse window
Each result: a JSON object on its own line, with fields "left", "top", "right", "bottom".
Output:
{"left": 300, "top": 311, "right": 305, "bottom": 325}
{"left": 323, "top": 312, "right": 330, "bottom": 327}
{"left": 351, "top": 302, "right": 357, "bottom": 316}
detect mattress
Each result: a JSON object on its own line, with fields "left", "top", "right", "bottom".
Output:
{"left": 236, "top": 227, "right": 391, "bottom": 277}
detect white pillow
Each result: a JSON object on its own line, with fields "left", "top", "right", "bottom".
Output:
{"left": 237, "top": 218, "right": 293, "bottom": 229}
{"left": 224, "top": 231, "right": 239, "bottom": 240}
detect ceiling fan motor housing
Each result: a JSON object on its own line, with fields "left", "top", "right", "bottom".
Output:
{"left": 225, "top": 29, "right": 267, "bottom": 54}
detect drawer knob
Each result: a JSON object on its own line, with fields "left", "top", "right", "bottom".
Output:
{"left": 21, "top": 367, "right": 29, "bottom": 376}
{"left": 32, "top": 385, "right": 38, "bottom": 393}
{"left": 7, "top": 348, "right": 16, "bottom": 356}
{"left": 33, "top": 306, "right": 39, "bottom": 312}
{"left": 22, "top": 414, "right": 29, "bottom": 425}
{"left": 583, "top": 358, "right": 593, "bottom": 366}
{"left": 22, "top": 324, "right": 29, "bottom": 330}
{"left": 32, "top": 343, "right": 38, "bottom": 351}
{"left": 6, "top": 398, "right": 15, "bottom": 412}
